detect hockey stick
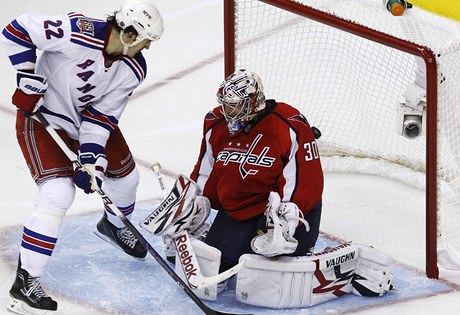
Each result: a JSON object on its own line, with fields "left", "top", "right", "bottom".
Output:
{"left": 149, "top": 163, "right": 244, "bottom": 290}
{"left": 34, "top": 110, "right": 250, "bottom": 315}
{"left": 151, "top": 162, "right": 168, "bottom": 198}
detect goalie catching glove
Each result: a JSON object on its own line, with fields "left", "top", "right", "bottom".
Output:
{"left": 141, "top": 175, "right": 210, "bottom": 237}
{"left": 251, "top": 191, "right": 310, "bottom": 257}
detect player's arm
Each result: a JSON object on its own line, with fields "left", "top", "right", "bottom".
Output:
{"left": 77, "top": 51, "right": 144, "bottom": 147}
{"left": 190, "top": 110, "right": 221, "bottom": 209}
{"left": 74, "top": 70, "right": 140, "bottom": 193}
{"left": 0, "top": 13, "right": 70, "bottom": 114}
{"left": 73, "top": 106, "right": 115, "bottom": 194}
{"left": 264, "top": 116, "right": 322, "bottom": 243}
{"left": 1, "top": 13, "right": 70, "bottom": 70}
{"left": 279, "top": 116, "right": 323, "bottom": 210}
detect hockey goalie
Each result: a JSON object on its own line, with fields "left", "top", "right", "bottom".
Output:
{"left": 141, "top": 69, "right": 394, "bottom": 308}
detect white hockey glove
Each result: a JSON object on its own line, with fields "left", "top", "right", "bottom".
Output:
{"left": 251, "top": 192, "right": 309, "bottom": 257}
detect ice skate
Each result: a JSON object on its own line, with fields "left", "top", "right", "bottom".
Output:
{"left": 7, "top": 267, "right": 57, "bottom": 315}
{"left": 94, "top": 213, "right": 147, "bottom": 260}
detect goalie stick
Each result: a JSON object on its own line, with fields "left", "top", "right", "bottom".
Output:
{"left": 149, "top": 163, "right": 244, "bottom": 290}
{"left": 34, "top": 110, "right": 250, "bottom": 315}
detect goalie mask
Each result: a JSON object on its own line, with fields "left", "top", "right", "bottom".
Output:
{"left": 115, "top": 0, "right": 164, "bottom": 53}
{"left": 217, "top": 69, "right": 266, "bottom": 134}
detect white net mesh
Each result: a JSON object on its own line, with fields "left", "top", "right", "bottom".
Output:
{"left": 231, "top": 0, "right": 460, "bottom": 268}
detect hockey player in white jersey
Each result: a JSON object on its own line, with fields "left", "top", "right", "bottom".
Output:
{"left": 0, "top": 0, "right": 163, "bottom": 313}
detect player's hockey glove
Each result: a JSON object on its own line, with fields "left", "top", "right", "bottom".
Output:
{"left": 73, "top": 143, "right": 108, "bottom": 194}
{"left": 12, "top": 70, "right": 48, "bottom": 115}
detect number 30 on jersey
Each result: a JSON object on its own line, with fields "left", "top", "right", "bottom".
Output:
{"left": 304, "top": 141, "right": 319, "bottom": 161}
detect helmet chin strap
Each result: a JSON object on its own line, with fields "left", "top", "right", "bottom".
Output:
{"left": 119, "top": 29, "right": 136, "bottom": 55}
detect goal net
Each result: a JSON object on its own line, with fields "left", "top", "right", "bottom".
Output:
{"left": 224, "top": 0, "right": 460, "bottom": 279}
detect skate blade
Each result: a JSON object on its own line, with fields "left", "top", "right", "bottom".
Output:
{"left": 93, "top": 229, "right": 145, "bottom": 261}
{"left": 7, "top": 298, "right": 53, "bottom": 315}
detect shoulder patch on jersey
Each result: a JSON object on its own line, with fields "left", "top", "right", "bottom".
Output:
{"left": 288, "top": 113, "right": 309, "bottom": 127}
{"left": 76, "top": 18, "right": 95, "bottom": 36}
{"left": 68, "top": 13, "right": 107, "bottom": 50}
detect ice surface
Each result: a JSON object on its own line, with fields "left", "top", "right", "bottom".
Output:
{"left": 1, "top": 1, "right": 460, "bottom": 315}
{"left": 0, "top": 204, "right": 455, "bottom": 315}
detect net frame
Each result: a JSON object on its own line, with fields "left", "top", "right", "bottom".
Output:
{"left": 223, "top": 0, "right": 440, "bottom": 278}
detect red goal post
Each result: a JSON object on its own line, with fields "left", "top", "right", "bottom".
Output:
{"left": 224, "top": 0, "right": 460, "bottom": 279}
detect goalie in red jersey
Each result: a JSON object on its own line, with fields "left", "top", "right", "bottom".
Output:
{"left": 190, "top": 69, "right": 324, "bottom": 272}
{"left": 142, "top": 70, "right": 393, "bottom": 307}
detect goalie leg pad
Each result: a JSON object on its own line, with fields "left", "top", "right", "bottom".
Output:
{"left": 236, "top": 243, "right": 359, "bottom": 308}
{"left": 174, "top": 236, "right": 221, "bottom": 301}
{"left": 352, "top": 244, "right": 395, "bottom": 297}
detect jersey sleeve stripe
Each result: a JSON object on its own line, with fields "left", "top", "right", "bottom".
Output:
{"left": 281, "top": 128, "right": 300, "bottom": 201}
{"left": 2, "top": 22, "right": 35, "bottom": 48}
{"left": 39, "top": 106, "right": 77, "bottom": 125}
{"left": 8, "top": 48, "right": 37, "bottom": 66}
{"left": 70, "top": 33, "right": 104, "bottom": 51}
{"left": 68, "top": 12, "right": 86, "bottom": 19}
{"left": 121, "top": 58, "right": 145, "bottom": 82}
{"left": 82, "top": 106, "right": 118, "bottom": 132}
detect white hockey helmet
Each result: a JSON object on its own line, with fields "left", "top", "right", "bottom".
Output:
{"left": 115, "top": 0, "right": 164, "bottom": 46}
{"left": 217, "top": 69, "right": 266, "bottom": 134}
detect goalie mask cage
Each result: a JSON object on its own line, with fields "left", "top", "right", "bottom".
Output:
{"left": 224, "top": 0, "right": 460, "bottom": 279}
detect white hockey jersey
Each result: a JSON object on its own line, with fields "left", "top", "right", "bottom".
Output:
{"left": 0, "top": 12, "right": 147, "bottom": 147}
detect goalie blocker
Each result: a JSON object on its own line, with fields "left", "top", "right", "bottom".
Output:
{"left": 140, "top": 175, "right": 210, "bottom": 236}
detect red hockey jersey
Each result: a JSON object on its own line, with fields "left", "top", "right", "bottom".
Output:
{"left": 190, "top": 100, "right": 324, "bottom": 221}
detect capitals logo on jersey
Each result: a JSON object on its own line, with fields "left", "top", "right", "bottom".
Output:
{"left": 216, "top": 134, "right": 276, "bottom": 179}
